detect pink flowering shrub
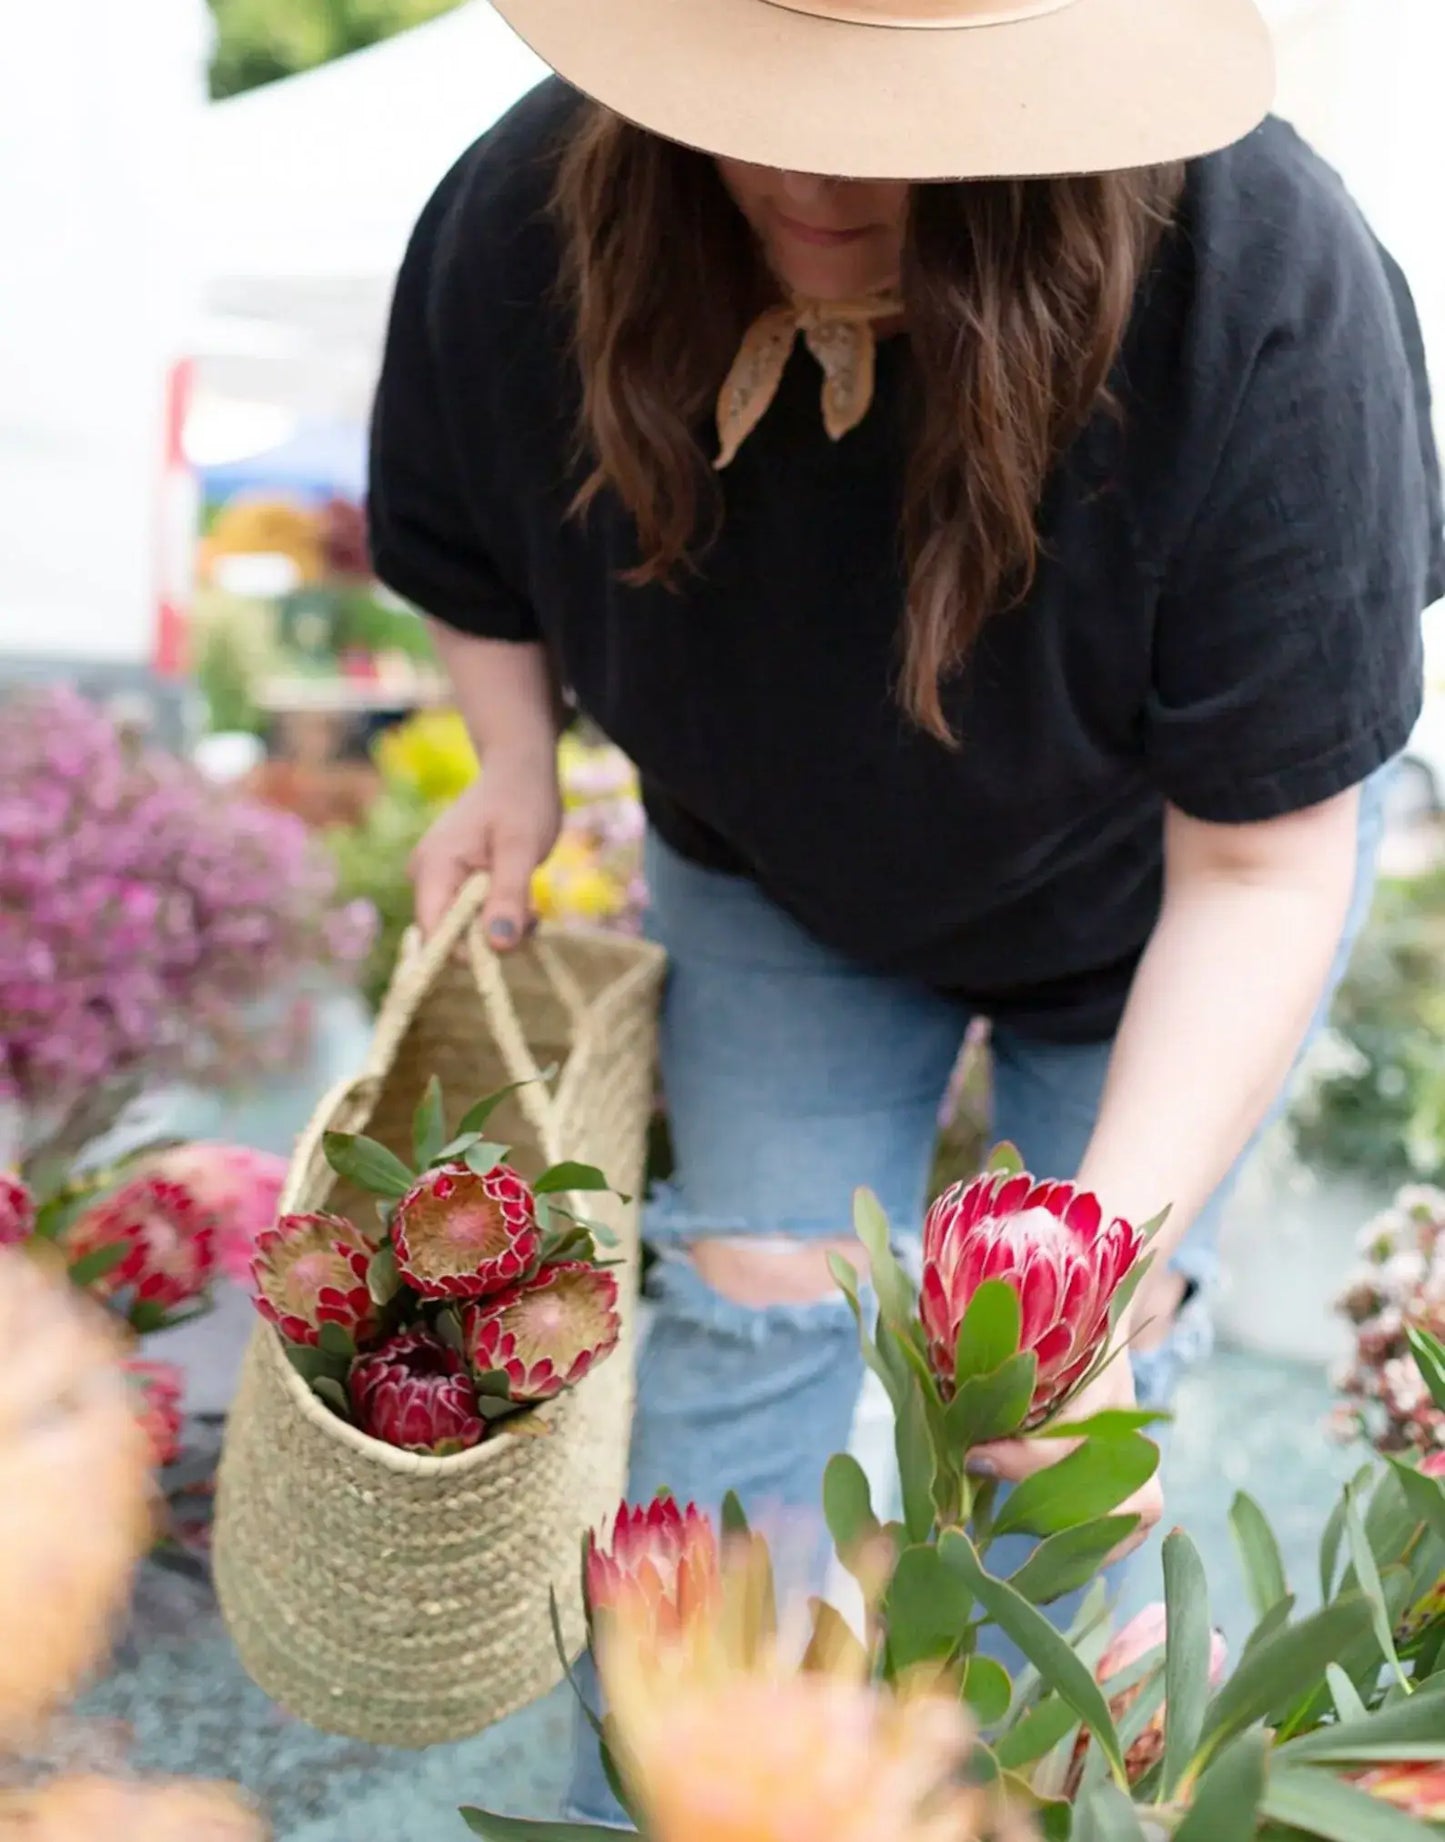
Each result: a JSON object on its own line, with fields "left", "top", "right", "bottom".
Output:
{"left": 1335, "top": 1183, "right": 1445, "bottom": 1462}
{"left": 0, "top": 687, "right": 371, "bottom": 1162}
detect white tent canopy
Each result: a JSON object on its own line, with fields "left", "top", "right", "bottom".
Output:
{"left": 193, "top": 0, "right": 1443, "bottom": 433}
{"left": 196, "top": 2, "right": 546, "bottom": 423}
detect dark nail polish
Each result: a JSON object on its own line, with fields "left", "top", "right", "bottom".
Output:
{"left": 488, "top": 918, "right": 518, "bottom": 944}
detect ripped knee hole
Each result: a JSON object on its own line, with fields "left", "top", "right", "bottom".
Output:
{"left": 685, "top": 1235, "right": 865, "bottom": 1308}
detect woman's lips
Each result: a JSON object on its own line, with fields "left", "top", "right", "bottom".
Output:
{"left": 772, "top": 210, "right": 874, "bottom": 249}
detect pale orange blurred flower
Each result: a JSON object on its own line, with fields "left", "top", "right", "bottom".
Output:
{"left": 597, "top": 1540, "right": 987, "bottom": 1842}
{"left": 0, "top": 1775, "right": 265, "bottom": 1840}
{"left": 0, "top": 1249, "right": 153, "bottom": 1745}
{"left": 0, "top": 1250, "right": 268, "bottom": 1836}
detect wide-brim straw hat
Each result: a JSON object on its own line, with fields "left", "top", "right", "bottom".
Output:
{"left": 491, "top": 0, "right": 1274, "bottom": 182}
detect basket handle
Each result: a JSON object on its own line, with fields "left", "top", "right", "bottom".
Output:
{"left": 280, "top": 1072, "right": 380, "bottom": 1214}
{"left": 382, "top": 874, "right": 567, "bottom": 1158}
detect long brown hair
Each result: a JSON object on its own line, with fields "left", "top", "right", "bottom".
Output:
{"left": 554, "top": 104, "right": 1181, "bottom": 739}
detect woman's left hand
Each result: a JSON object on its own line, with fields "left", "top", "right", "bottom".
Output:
{"left": 970, "top": 1349, "right": 1164, "bottom": 1561}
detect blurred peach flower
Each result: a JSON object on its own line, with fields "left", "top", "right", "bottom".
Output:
{"left": 0, "top": 1776, "right": 266, "bottom": 1840}
{"left": 0, "top": 1249, "right": 152, "bottom": 1746}
{"left": 597, "top": 1541, "right": 985, "bottom": 1842}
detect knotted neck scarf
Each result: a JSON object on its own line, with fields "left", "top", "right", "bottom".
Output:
{"left": 714, "top": 292, "right": 905, "bottom": 470}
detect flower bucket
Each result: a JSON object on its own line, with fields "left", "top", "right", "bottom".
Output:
{"left": 212, "top": 876, "right": 665, "bottom": 1746}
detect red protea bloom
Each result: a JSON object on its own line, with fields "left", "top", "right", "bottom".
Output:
{"left": 1352, "top": 1762, "right": 1445, "bottom": 1821}
{"left": 63, "top": 1178, "right": 218, "bottom": 1310}
{"left": 586, "top": 1495, "right": 720, "bottom": 1635}
{"left": 462, "top": 1261, "right": 621, "bottom": 1402}
{"left": 0, "top": 1173, "right": 35, "bottom": 1246}
{"left": 136, "top": 1143, "right": 288, "bottom": 1283}
{"left": 348, "top": 1330, "right": 486, "bottom": 1455}
{"left": 123, "top": 1359, "right": 185, "bottom": 1469}
{"left": 921, "top": 1170, "right": 1143, "bottom": 1424}
{"left": 1422, "top": 1452, "right": 1445, "bottom": 1479}
{"left": 392, "top": 1161, "right": 541, "bottom": 1300}
{"left": 251, "top": 1211, "right": 379, "bottom": 1349}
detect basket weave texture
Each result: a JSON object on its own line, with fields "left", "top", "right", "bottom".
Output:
{"left": 212, "top": 876, "right": 665, "bottom": 1746}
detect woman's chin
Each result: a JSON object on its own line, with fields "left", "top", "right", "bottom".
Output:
{"left": 768, "top": 245, "right": 896, "bottom": 304}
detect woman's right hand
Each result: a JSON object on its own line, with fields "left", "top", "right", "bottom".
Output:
{"left": 410, "top": 752, "right": 562, "bottom": 948}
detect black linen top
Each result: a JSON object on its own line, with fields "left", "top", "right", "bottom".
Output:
{"left": 370, "top": 81, "right": 1444, "bottom": 1042}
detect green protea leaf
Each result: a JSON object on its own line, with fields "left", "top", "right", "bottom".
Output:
{"left": 322, "top": 1132, "right": 414, "bottom": 1199}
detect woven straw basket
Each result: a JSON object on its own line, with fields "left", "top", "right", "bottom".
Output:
{"left": 213, "top": 876, "right": 666, "bottom": 1747}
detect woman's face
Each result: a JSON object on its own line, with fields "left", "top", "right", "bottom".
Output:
{"left": 715, "top": 160, "right": 909, "bottom": 302}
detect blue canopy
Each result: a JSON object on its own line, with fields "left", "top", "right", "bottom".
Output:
{"left": 200, "top": 419, "right": 368, "bottom": 505}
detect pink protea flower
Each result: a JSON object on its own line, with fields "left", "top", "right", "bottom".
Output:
{"left": 1421, "top": 1452, "right": 1445, "bottom": 1480}
{"left": 123, "top": 1359, "right": 185, "bottom": 1469}
{"left": 587, "top": 1496, "right": 720, "bottom": 1634}
{"left": 348, "top": 1330, "right": 486, "bottom": 1455}
{"left": 921, "top": 1169, "right": 1143, "bottom": 1424}
{"left": 135, "top": 1143, "right": 287, "bottom": 1283}
{"left": 1098, "top": 1603, "right": 1228, "bottom": 1689}
{"left": 62, "top": 1177, "right": 218, "bottom": 1310}
{"left": 392, "top": 1160, "right": 541, "bottom": 1300}
{"left": 251, "top": 1211, "right": 379, "bottom": 1349}
{"left": 1070, "top": 1604, "right": 1228, "bottom": 1788}
{"left": 0, "top": 1172, "right": 34, "bottom": 1245}
{"left": 462, "top": 1261, "right": 621, "bottom": 1402}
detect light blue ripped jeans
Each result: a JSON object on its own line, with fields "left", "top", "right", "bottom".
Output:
{"left": 565, "top": 770, "right": 1392, "bottom": 1825}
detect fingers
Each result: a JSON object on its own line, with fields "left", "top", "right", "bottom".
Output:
{"left": 412, "top": 843, "right": 470, "bottom": 941}
{"left": 480, "top": 828, "right": 537, "bottom": 952}
{"left": 968, "top": 1434, "right": 1062, "bottom": 1485}
{"left": 1103, "top": 1499, "right": 1160, "bottom": 1566}
{"left": 969, "top": 1437, "right": 1164, "bottom": 1564}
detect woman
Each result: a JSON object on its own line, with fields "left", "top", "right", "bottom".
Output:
{"left": 371, "top": 0, "right": 1442, "bottom": 1808}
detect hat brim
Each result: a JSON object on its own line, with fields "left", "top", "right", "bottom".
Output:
{"left": 490, "top": 0, "right": 1274, "bottom": 181}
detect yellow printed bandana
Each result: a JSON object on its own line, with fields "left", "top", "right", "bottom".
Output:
{"left": 715, "top": 293, "right": 905, "bottom": 470}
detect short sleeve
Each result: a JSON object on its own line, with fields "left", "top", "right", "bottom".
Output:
{"left": 1145, "top": 223, "right": 1438, "bottom": 825}
{"left": 367, "top": 171, "right": 539, "bottom": 642}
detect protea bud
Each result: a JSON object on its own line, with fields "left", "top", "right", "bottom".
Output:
{"left": 123, "top": 1359, "right": 185, "bottom": 1469}
{"left": 462, "top": 1261, "right": 620, "bottom": 1402}
{"left": 134, "top": 1143, "right": 288, "bottom": 1282}
{"left": 392, "top": 1161, "right": 540, "bottom": 1300}
{"left": 62, "top": 1178, "right": 218, "bottom": 1310}
{"left": 1096, "top": 1604, "right": 1227, "bottom": 1783}
{"left": 587, "top": 1496, "right": 720, "bottom": 1635}
{"left": 0, "top": 1173, "right": 34, "bottom": 1246}
{"left": 251, "top": 1211, "right": 379, "bottom": 1349}
{"left": 921, "top": 1169, "right": 1143, "bottom": 1424}
{"left": 348, "top": 1330, "right": 486, "bottom": 1455}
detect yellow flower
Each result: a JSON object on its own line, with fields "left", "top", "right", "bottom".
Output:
{"left": 374, "top": 709, "right": 478, "bottom": 805}
{"left": 557, "top": 732, "right": 640, "bottom": 810}
{"left": 532, "top": 834, "right": 626, "bottom": 924}
{"left": 199, "top": 498, "right": 324, "bottom": 586}
{"left": 597, "top": 1542, "right": 984, "bottom": 1842}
